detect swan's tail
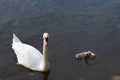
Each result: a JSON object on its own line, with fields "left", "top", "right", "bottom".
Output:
{"left": 12, "top": 33, "right": 22, "bottom": 43}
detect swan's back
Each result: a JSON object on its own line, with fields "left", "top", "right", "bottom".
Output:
{"left": 12, "top": 33, "right": 22, "bottom": 43}
{"left": 12, "top": 34, "right": 43, "bottom": 71}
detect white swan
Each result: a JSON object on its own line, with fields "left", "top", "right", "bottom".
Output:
{"left": 12, "top": 33, "right": 50, "bottom": 72}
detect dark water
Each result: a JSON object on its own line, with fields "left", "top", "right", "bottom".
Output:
{"left": 0, "top": 0, "right": 120, "bottom": 80}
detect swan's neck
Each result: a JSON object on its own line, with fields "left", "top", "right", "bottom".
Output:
{"left": 42, "top": 40, "right": 48, "bottom": 64}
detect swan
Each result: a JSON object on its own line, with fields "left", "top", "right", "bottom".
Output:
{"left": 12, "top": 33, "right": 50, "bottom": 72}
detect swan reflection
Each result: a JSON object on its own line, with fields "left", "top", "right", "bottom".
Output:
{"left": 41, "top": 71, "right": 50, "bottom": 80}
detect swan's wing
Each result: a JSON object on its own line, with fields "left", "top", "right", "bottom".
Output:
{"left": 12, "top": 33, "right": 22, "bottom": 43}
{"left": 12, "top": 42, "right": 43, "bottom": 68}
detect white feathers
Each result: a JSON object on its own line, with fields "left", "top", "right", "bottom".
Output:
{"left": 12, "top": 33, "right": 22, "bottom": 43}
{"left": 12, "top": 33, "right": 50, "bottom": 72}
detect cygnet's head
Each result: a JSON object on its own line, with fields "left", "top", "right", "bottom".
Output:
{"left": 87, "top": 51, "right": 96, "bottom": 59}
{"left": 43, "top": 32, "right": 49, "bottom": 46}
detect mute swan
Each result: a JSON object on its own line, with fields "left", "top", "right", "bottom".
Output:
{"left": 12, "top": 33, "right": 50, "bottom": 72}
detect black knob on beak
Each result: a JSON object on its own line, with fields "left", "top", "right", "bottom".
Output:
{"left": 45, "top": 37, "right": 48, "bottom": 41}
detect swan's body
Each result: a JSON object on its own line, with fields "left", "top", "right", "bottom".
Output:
{"left": 12, "top": 33, "right": 50, "bottom": 72}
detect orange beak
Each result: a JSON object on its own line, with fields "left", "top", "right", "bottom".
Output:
{"left": 45, "top": 37, "right": 48, "bottom": 46}
{"left": 45, "top": 41, "right": 48, "bottom": 46}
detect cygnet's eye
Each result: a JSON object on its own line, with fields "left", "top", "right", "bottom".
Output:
{"left": 88, "top": 52, "right": 91, "bottom": 56}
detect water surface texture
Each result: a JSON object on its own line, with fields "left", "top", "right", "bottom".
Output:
{"left": 0, "top": 0, "right": 120, "bottom": 80}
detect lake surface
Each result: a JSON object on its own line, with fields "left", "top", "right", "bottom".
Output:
{"left": 0, "top": 0, "right": 120, "bottom": 80}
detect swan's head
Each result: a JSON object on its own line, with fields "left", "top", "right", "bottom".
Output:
{"left": 43, "top": 33, "right": 49, "bottom": 46}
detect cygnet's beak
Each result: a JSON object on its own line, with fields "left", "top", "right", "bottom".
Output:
{"left": 45, "top": 37, "right": 48, "bottom": 46}
{"left": 90, "top": 55, "right": 96, "bottom": 59}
